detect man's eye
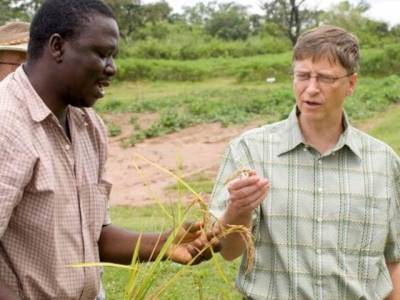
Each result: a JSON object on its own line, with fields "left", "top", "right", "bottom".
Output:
{"left": 318, "top": 75, "right": 335, "bottom": 83}
{"left": 97, "top": 52, "right": 106, "bottom": 59}
{"left": 295, "top": 73, "right": 310, "bottom": 80}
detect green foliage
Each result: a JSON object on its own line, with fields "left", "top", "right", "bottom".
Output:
{"left": 119, "top": 29, "right": 291, "bottom": 61}
{"left": 0, "top": 0, "right": 30, "bottom": 24}
{"left": 97, "top": 74, "right": 400, "bottom": 144}
{"left": 104, "top": 205, "right": 241, "bottom": 299}
{"left": 345, "top": 75, "right": 400, "bottom": 119}
{"left": 104, "top": 0, "right": 172, "bottom": 39}
{"left": 321, "top": 0, "right": 396, "bottom": 48}
{"left": 115, "top": 52, "right": 292, "bottom": 82}
{"left": 116, "top": 58, "right": 209, "bottom": 81}
{"left": 108, "top": 123, "right": 122, "bottom": 137}
{"left": 167, "top": 173, "right": 215, "bottom": 194}
{"left": 204, "top": 2, "right": 251, "bottom": 40}
{"left": 368, "top": 106, "right": 400, "bottom": 155}
{"left": 361, "top": 45, "right": 400, "bottom": 76}
{"left": 114, "top": 45, "right": 400, "bottom": 83}
{"left": 105, "top": 0, "right": 142, "bottom": 38}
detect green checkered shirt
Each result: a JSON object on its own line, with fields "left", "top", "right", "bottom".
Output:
{"left": 209, "top": 107, "right": 400, "bottom": 300}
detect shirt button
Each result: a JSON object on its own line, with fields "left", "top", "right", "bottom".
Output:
{"left": 84, "top": 122, "right": 89, "bottom": 127}
{"left": 318, "top": 160, "right": 322, "bottom": 165}
{"left": 317, "top": 217, "right": 322, "bottom": 223}
{"left": 318, "top": 187, "right": 323, "bottom": 193}
{"left": 316, "top": 249, "right": 321, "bottom": 254}
{"left": 65, "top": 144, "right": 71, "bottom": 151}
{"left": 316, "top": 280, "right": 322, "bottom": 286}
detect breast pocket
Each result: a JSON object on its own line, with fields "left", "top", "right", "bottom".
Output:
{"left": 79, "top": 182, "right": 111, "bottom": 242}
{"left": 346, "top": 196, "right": 389, "bottom": 254}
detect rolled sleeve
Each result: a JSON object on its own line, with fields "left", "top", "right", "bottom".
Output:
{"left": 209, "top": 137, "right": 259, "bottom": 224}
{"left": 385, "top": 156, "right": 400, "bottom": 263}
{"left": 0, "top": 115, "right": 35, "bottom": 237}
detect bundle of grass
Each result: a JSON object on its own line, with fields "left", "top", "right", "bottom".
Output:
{"left": 69, "top": 152, "right": 255, "bottom": 299}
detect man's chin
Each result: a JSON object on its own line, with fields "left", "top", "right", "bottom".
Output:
{"left": 71, "top": 96, "right": 99, "bottom": 108}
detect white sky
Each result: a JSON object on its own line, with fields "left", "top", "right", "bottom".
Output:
{"left": 141, "top": 0, "right": 400, "bottom": 26}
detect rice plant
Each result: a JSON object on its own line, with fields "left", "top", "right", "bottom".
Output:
{"left": 69, "top": 152, "right": 255, "bottom": 299}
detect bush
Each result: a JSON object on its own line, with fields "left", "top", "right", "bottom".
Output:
{"left": 118, "top": 35, "right": 291, "bottom": 60}
{"left": 115, "top": 58, "right": 209, "bottom": 81}
{"left": 361, "top": 44, "right": 400, "bottom": 76}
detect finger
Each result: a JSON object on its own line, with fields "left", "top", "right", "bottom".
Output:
{"left": 229, "top": 180, "right": 269, "bottom": 201}
{"left": 238, "top": 189, "right": 268, "bottom": 211}
{"left": 181, "top": 221, "right": 202, "bottom": 233}
{"left": 230, "top": 184, "right": 269, "bottom": 209}
{"left": 209, "top": 236, "right": 222, "bottom": 253}
{"left": 228, "top": 175, "right": 261, "bottom": 191}
{"left": 187, "top": 221, "right": 203, "bottom": 233}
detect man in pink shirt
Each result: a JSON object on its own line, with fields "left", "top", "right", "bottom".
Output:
{"left": 0, "top": 1, "right": 217, "bottom": 299}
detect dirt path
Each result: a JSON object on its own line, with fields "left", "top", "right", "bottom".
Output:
{"left": 106, "top": 121, "right": 261, "bottom": 206}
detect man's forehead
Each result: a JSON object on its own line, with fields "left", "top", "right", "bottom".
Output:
{"left": 293, "top": 56, "right": 344, "bottom": 71}
{"left": 79, "top": 14, "right": 119, "bottom": 37}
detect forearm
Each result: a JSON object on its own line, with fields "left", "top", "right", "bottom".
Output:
{"left": 219, "top": 208, "right": 253, "bottom": 261}
{"left": 98, "top": 224, "right": 168, "bottom": 264}
{"left": 386, "top": 262, "right": 400, "bottom": 300}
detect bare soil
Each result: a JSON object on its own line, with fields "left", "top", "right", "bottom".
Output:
{"left": 106, "top": 115, "right": 261, "bottom": 206}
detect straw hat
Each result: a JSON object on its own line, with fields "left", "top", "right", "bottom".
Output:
{"left": 0, "top": 21, "right": 29, "bottom": 52}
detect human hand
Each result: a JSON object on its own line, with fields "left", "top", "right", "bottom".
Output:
{"left": 226, "top": 170, "right": 269, "bottom": 219}
{"left": 166, "top": 222, "right": 221, "bottom": 265}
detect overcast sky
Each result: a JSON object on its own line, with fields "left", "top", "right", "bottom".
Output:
{"left": 141, "top": 0, "right": 400, "bottom": 26}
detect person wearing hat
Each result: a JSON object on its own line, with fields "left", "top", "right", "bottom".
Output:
{"left": 0, "top": 1, "right": 219, "bottom": 299}
{"left": 0, "top": 21, "right": 29, "bottom": 80}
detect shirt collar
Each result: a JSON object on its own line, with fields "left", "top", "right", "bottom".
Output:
{"left": 14, "top": 66, "right": 89, "bottom": 128}
{"left": 14, "top": 65, "right": 52, "bottom": 123}
{"left": 277, "top": 105, "right": 362, "bottom": 159}
{"left": 277, "top": 106, "right": 305, "bottom": 156}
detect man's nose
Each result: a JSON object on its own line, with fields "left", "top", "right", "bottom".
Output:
{"left": 305, "top": 77, "right": 320, "bottom": 95}
{"left": 105, "top": 57, "right": 117, "bottom": 77}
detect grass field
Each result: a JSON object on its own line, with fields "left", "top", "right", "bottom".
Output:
{"left": 97, "top": 75, "right": 400, "bottom": 147}
{"left": 101, "top": 78, "right": 400, "bottom": 298}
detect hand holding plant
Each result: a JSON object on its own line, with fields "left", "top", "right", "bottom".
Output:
{"left": 166, "top": 221, "right": 221, "bottom": 265}
{"left": 225, "top": 170, "right": 269, "bottom": 219}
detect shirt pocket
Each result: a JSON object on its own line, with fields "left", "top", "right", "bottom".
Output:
{"left": 80, "top": 182, "right": 111, "bottom": 242}
{"left": 346, "top": 196, "right": 389, "bottom": 255}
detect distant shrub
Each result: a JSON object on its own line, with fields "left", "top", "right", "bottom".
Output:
{"left": 119, "top": 36, "right": 291, "bottom": 60}
{"left": 361, "top": 44, "right": 400, "bottom": 76}
{"left": 115, "top": 59, "right": 209, "bottom": 81}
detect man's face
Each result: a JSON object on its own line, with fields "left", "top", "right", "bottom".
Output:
{"left": 293, "top": 57, "right": 357, "bottom": 124}
{"left": 61, "top": 14, "right": 119, "bottom": 108}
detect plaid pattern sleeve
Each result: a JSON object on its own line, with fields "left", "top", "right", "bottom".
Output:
{"left": 385, "top": 154, "right": 400, "bottom": 263}
{"left": 0, "top": 109, "right": 35, "bottom": 237}
{"left": 209, "top": 106, "right": 400, "bottom": 300}
{"left": 209, "top": 134, "right": 262, "bottom": 220}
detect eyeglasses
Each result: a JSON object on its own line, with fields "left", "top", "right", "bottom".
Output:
{"left": 293, "top": 72, "right": 353, "bottom": 85}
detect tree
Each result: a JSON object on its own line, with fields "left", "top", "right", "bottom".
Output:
{"left": 0, "top": 0, "right": 30, "bottom": 25}
{"left": 142, "top": 1, "right": 172, "bottom": 25}
{"left": 204, "top": 2, "right": 251, "bottom": 40}
{"left": 182, "top": 2, "right": 216, "bottom": 25}
{"left": 104, "top": 0, "right": 143, "bottom": 38}
{"left": 321, "top": 1, "right": 389, "bottom": 46}
{"left": 262, "top": 0, "right": 310, "bottom": 45}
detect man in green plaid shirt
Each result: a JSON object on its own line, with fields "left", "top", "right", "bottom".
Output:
{"left": 209, "top": 25, "right": 400, "bottom": 299}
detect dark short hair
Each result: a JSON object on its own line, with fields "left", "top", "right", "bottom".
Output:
{"left": 293, "top": 25, "right": 360, "bottom": 74}
{"left": 28, "top": 0, "right": 115, "bottom": 60}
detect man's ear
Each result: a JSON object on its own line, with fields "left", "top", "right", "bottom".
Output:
{"left": 48, "top": 33, "right": 65, "bottom": 63}
{"left": 346, "top": 73, "right": 358, "bottom": 96}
